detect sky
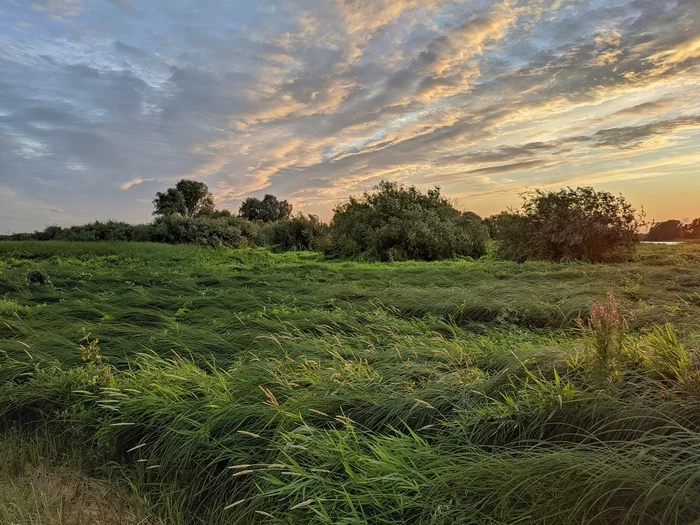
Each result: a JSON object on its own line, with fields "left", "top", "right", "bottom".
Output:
{"left": 0, "top": 0, "right": 699, "bottom": 232}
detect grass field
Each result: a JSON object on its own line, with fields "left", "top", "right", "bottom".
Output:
{"left": 1, "top": 241, "right": 700, "bottom": 524}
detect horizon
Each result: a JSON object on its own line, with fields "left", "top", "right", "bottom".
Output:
{"left": 1, "top": 0, "right": 699, "bottom": 232}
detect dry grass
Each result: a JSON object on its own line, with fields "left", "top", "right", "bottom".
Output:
{"left": 0, "top": 461, "right": 159, "bottom": 525}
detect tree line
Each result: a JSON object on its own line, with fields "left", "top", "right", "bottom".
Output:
{"left": 2, "top": 179, "right": 652, "bottom": 263}
{"left": 645, "top": 219, "right": 700, "bottom": 242}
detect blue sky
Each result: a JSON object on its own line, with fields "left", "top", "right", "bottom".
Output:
{"left": 1, "top": 0, "right": 699, "bottom": 232}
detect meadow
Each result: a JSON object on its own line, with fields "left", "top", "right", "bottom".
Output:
{"left": 1, "top": 240, "right": 700, "bottom": 524}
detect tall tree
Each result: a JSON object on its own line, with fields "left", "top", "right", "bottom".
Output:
{"left": 153, "top": 180, "right": 215, "bottom": 218}
{"left": 239, "top": 194, "right": 292, "bottom": 222}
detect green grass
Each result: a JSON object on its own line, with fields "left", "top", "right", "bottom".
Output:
{"left": 1, "top": 241, "right": 700, "bottom": 524}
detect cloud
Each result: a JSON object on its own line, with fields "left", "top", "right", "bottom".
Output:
{"left": 462, "top": 159, "right": 555, "bottom": 176}
{"left": 0, "top": 0, "right": 699, "bottom": 230}
{"left": 591, "top": 115, "right": 700, "bottom": 149}
{"left": 598, "top": 97, "right": 679, "bottom": 121}
{"left": 51, "top": 207, "right": 65, "bottom": 213}
{"left": 336, "top": 0, "right": 449, "bottom": 33}
{"left": 29, "top": 0, "right": 83, "bottom": 18}
{"left": 121, "top": 177, "right": 146, "bottom": 190}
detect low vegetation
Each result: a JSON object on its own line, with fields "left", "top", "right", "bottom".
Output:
{"left": 646, "top": 218, "right": 700, "bottom": 242}
{"left": 1, "top": 241, "right": 700, "bottom": 523}
{"left": 3, "top": 180, "right": 653, "bottom": 264}
{"left": 490, "top": 187, "right": 643, "bottom": 263}
{"left": 326, "top": 181, "right": 489, "bottom": 261}
{"left": 0, "top": 432, "right": 160, "bottom": 525}
{"left": 266, "top": 213, "right": 330, "bottom": 252}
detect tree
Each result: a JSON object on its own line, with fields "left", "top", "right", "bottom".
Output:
{"left": 153, "top": 180, "right": 215, "bottom": 218}
{"left": 239, "top": 194, "right": 293, "bottom": 222}
{"left": 497, "top": 187, "right": 642, "bottom": 263}
{"left": 326, "top": 180, "right": 489, "bottom": 261}
{"left": 267, "top": 213, "right": 331, "bottom": 251}
{"left": 484, "top": 212, "right": 516, "bottom": 239}
{"left": 646, "top": 220, "right": 684, "bottom": 241}
{"left": 210, "top": 209, "right": 234, "bottom": 219}
{"left": 683, "top": 218, "right": 700, "bottom": 240}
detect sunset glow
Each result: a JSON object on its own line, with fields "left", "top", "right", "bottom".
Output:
{"left": 1, "top": 0, "right": 699, "bottom": 231}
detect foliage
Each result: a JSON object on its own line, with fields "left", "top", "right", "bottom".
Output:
{"left": 210, "top": 209, "right": 235, "bottom": 219}
{"left": 327, "top": 181, "right": 489, "bottom": 261}
{"left": 239, "top": 194, "right": 293, "bottom": 222}
{"left": 486, "top": 212, "right": 531, "bottom": 261}
{"left": 0, "top": 432, "right": 160, "bottom": 525}
{"left": 1, "top": 242, "right": 700, "bottom": 524}
{"left": 150, "top": 215, "right": 260, "bottom": 247}
{"left": 483, "top": 214, "right": 500, "bottom": 238}
{"left": 27, "top": 268, "right": 50, "bottom": 285}
{"left": 496, "top": 187, "right": 642, "bottom": 262}
{"left": 0, "top": 298, "right": 30, "bottom": 317}
{"left": 646, "top": 218, "right": 700, "bottom": 241}
{"left": 153, "top": 179, "right": 215, "bottom": 218}
{"left": 646, "top": 219, "right": 684, "bottom": 241}
{"left": 2, "top": 218, "right": 262, "bottom": 249}
{"left": 79, "top": 332, "right": 103, "bottom": 365}
{"left": 685, "top": 218, "right": 700, "bottom": 239}
{"left": 2, "top": 221, "right": 152, "bottom": 243}
{"left": 579, "top": 291, "right": 625, "bottom": 381}
{"left": 267, "top": 213, "right": 331, "bottom": 251}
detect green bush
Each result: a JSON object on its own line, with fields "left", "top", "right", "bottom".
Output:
{"left": 267, "top": 214, "right": 331, "bottom": 251}
{"left": 150, "top": 216, "right": 261, "bottom": 247}
{"left": 27, "top": 269, "right": 50, "bottom": 285}
{"left": 646, "top": 220, "right": 684, "bottom": 242}
{"left": 496, "top": 187, "right": 641, "bottom": 263}
{"left": 326, "top": 181, "right": 489, "bottom": 261}
{"left": 61, "top": 221, "right": 152, "bottom": 242}
{"left": 3, "top": 218, "right": 264, "bottom": 249}
{"left": 11, "top": 221, "right": 152, "bottom": 243}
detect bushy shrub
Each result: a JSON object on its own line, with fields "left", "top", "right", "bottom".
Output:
{"left": 27, "top": 269, "right": 50, "bottom": 285}
{"left": 267, "top": 214, "right": 331, "bottom": 251}
{"left": 4, "top": 218, "right": 264, "bottom": 248}
{"left": 489, "top": 212, "right": 534, "bottom": 262}
{"left": 326, "top": 181, "right": 489, "bottom": 261}
{"left": 150, "top": 216, "right": 260, "bottom": 247}
{"left": 646, "top": 220, "right": 684, "bottom": 242}
{"left": 496, "top": 188, "right": 642, "bottom": 263}
{"left": 63, "top": 221, "right": 152, "bottom": 242}
{"left": 16, "top": 221, "right": 152, "bottom": 243}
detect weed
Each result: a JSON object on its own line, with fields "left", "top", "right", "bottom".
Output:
{"left": 0, "top": 297, "right": 29, "bottom": 317}
{"left": 579, "top": 291, "right": 625, "bottom": 381}
{"left": 80, "top": 331, "right": 103, "bottom": 365}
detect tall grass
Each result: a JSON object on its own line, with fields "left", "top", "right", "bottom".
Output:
{"left": 1, "top": 241, "right": 700, "bottom": 523}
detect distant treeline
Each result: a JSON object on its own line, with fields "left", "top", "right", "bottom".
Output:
{"left": 1, "top": 179, "right": 648, "bottom": 263}
{"left": 2, "top": 215, "right": 330, "bottom": 252}
{"left": 645, "top": 219, "right": 700, "bottom": 242}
